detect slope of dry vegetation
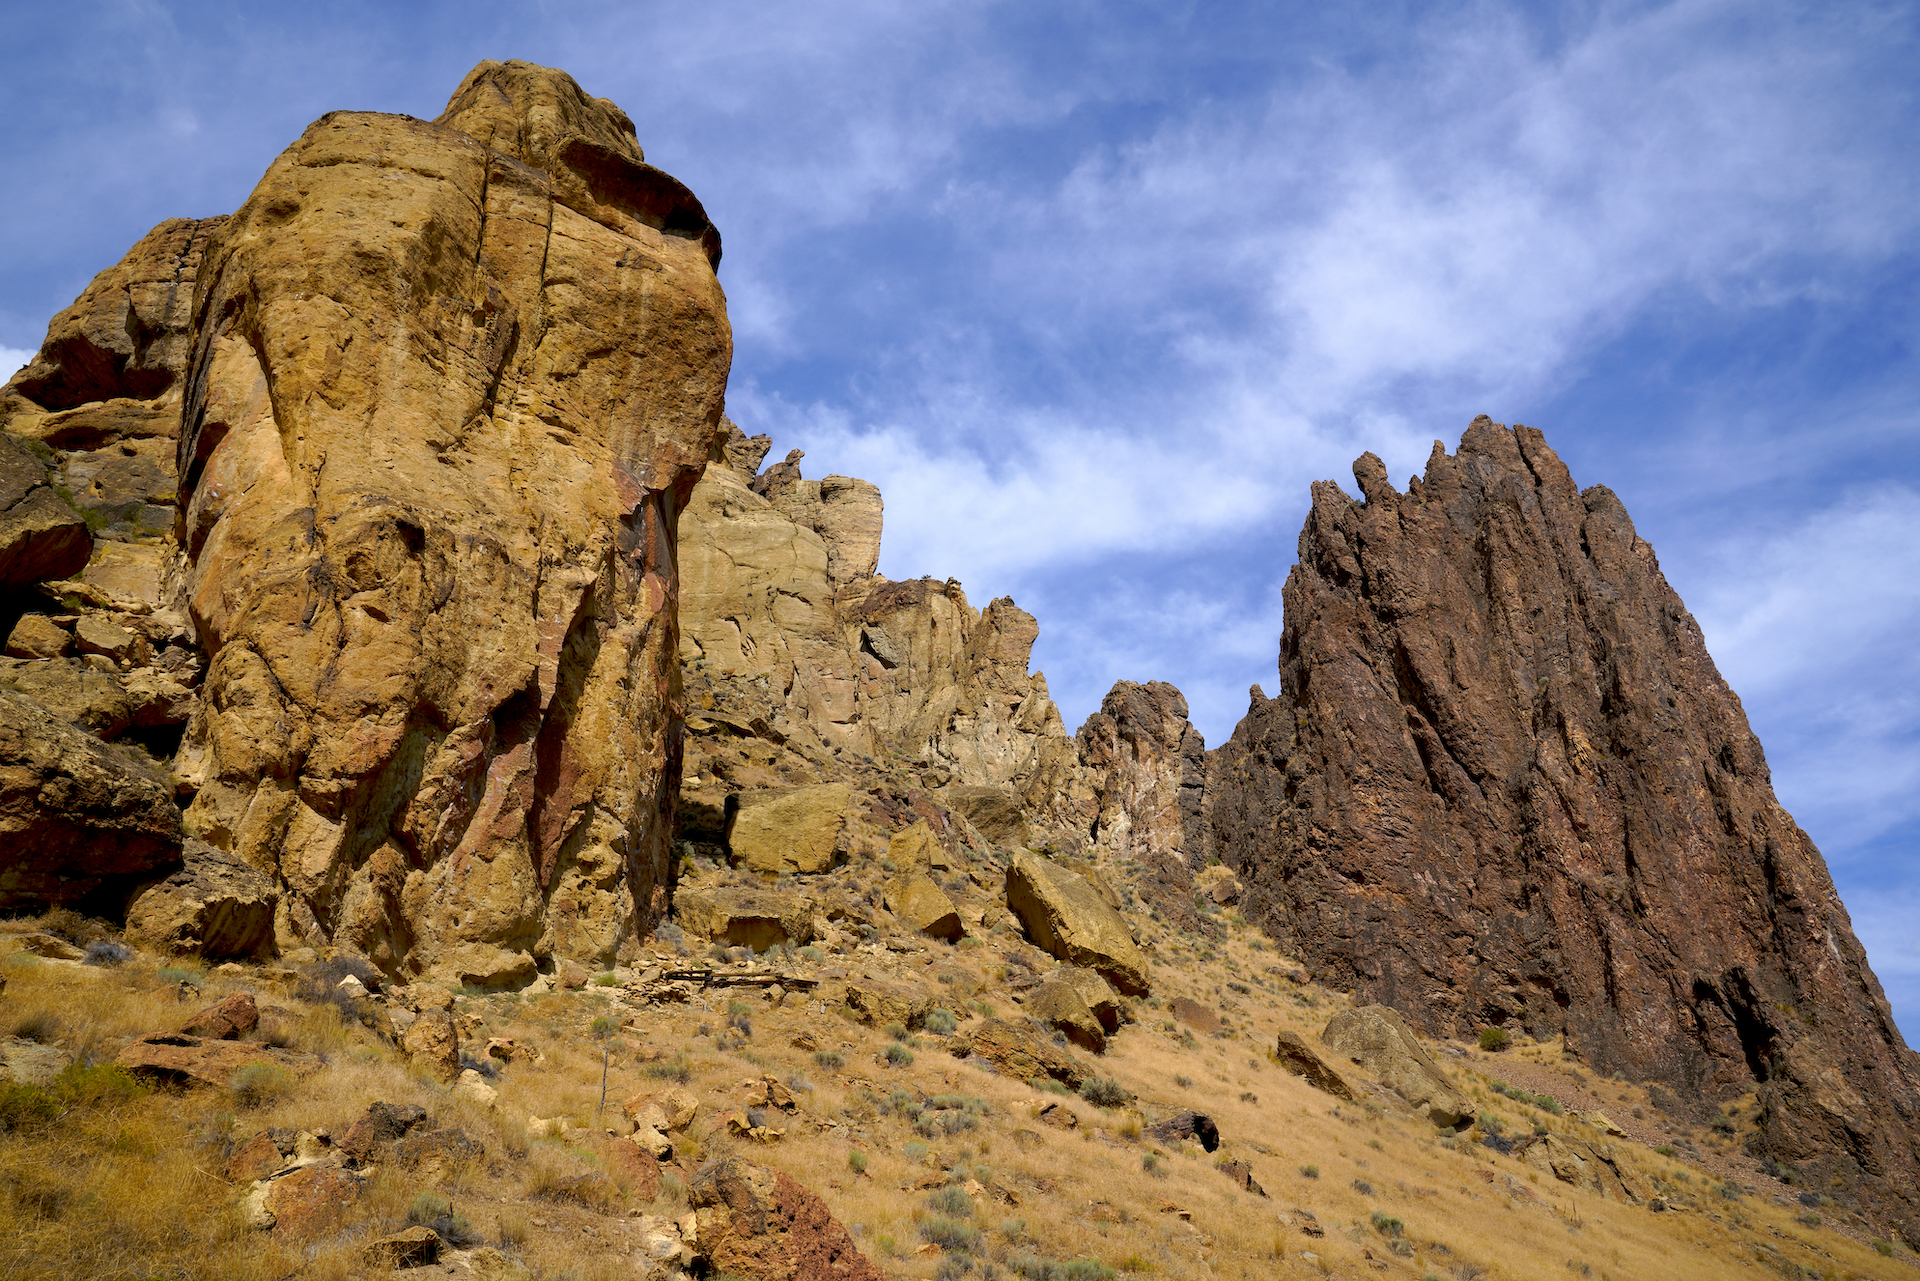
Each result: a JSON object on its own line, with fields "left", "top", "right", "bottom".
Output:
{"left": 1, "top": 888, "right": 1914, "bottom": 1281}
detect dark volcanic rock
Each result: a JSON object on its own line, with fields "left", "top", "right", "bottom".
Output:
{"left": 1207, "top": 417, "right": 1920, "bottom": 1238}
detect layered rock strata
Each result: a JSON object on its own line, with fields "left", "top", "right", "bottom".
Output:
{"left": 1207, "top": 417, "right": 1920, "bottom": 1231}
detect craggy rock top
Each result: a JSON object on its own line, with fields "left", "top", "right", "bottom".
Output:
{"left": 1208, "top": 416, "right": 1920, "bottom": 1234}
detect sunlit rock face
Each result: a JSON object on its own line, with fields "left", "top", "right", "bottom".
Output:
{"left": 1208, "top": 417, "right": 1920, "bottom": 1237}
{"left": 170, "top": 60, "right": 731, "bottom": 975}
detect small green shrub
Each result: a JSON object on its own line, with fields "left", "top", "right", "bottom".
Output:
{"left": 904, "top": 1140, "right": 930, "bottom": 1162}
{"left": 848, "top": 1150, "right": 868, "bottom": 1175}
{"left": 1370, "top": 1211, "right": 1404, "bottom": 1237}
{"left": 1141, "top": 1153, "right": 1163, "bottom": 1177}
{"left": 229, "top": 1061, "right": 293, "bottom": 1108}
{"left": 1299, "top": 1164, "right": 1319, "bottom": 1178}
{"left": 1080, "top": 1077, "right": 1130, "bottom": 1108}
{"left": 1875, "top": 1240, "right": 1896, "bottom": 1257}
{"left": 884, "top": 1043, "right": 915, "bottom": 1067}
{"left": 920, "top": 1216, "right": 983, "bottom": 1253}
{"left": 885, "top": 1022, "right": 910, "bottom": 1041}
{"left": 799, "top": 946, "right": 825, "bottom": 962}
{"left": 645, "top": 1058, "right": 693, "bottom": 1083}
{"left": 1478, "top": 1026, "right": 1511, "bottom": 1052}
{"left": 1653, "top": 1144, "right": 1677, "bottom": 1157}
{"left": 1172, "top": 1074, "right": 1192, "bottom": 1089}
{"left": 408, "top": 1191, "right": 452, "bottom": 1224}
{"left": 814, "top": 1050, "right": 844, "bottom": 1069}
{"left": 926, "top": 1186, "right": 974, "bottom": 1219}
{"left": 926, "top": 1008, "right": 959, "bottom": 1035}
{"left": 592, "top": 972, "right": 620, "bottom": 987}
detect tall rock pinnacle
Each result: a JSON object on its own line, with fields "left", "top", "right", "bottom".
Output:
{"left": 162, "top": 60, "right": 731, "bottom": 976}
{"left": 1209, "top": 417, "right": 1920, "bottom": 1232}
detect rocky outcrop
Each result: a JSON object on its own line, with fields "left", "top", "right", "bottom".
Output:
{"left": 1004, "top": 850, "right": 1150, "bottom": 994}
{"left": 674, "top": 886, "right": 814, "bottom": 950}
{"left": 125, "top": 839, "right": 278, "bottom": 958}
{"left": 687, "top": 1155, "right": 885, "bottom": 1281}
{"left": 0, "top": 686, "right": 182, "bottom": 913}
{"left": 677, "top": 427, "right": 1077, "bottom": 813}
{"left": 1273, "top": 1030, "right": 1357, "bottom": 1101}
{"left": 1321, "top": 1006, "right": 1471, "bottom": 1127}
{"left": 726, "top": 783, "right": 851, "bottom": 873}
{"left": 113, "top": 60, "right": 732, "bottom": 978}
{"left": 950, "top": 1017, "right": 1087, "bottom": 1087}
{"left": 1208, "top": 417, "right": 1920, "bottom": 1232}
{"left": 0, "top": 434, "right": 90, "bottom": 590}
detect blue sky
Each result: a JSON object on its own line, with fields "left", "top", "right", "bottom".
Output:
{"left": 5, "top": 1, "right": 1918, "bottom": 1033}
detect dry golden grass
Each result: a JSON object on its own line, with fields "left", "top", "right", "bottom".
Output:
{"left": 3, "top": 901, "right": 1916, "bottom": 1281}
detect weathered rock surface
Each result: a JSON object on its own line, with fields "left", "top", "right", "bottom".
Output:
{"left": 116, "top": 1033, "right": 319, "bottom": 1088}
{"left": 1207, "top": 419, "right": 1920, "bottom": 1226}
{"left": 727, "top": 783, "right": 851, "bottom": 873}
{"left": 0, "top": 434, "right": 90, "bottom": 590}
{"left": 1321, "top": 1006, "right": 1471, "bottom": 1128}
{"left": 674, "top": 886, "right": 814, "bottom": 950}
{"left": 143, "top": 60, "right": 729, "bottom": 977}
{"left": 1024, "top": 973, "right": 1106, "bottom": 1052}
{"left": 886, "top": 871, "right": 963, "bottom": 941}
{"left": 0, "top": 686, "right": 182, "bottom": 913}
{"left": 844, "top": 977, "right": 932, "bottom": 1029}
{"left": 1272, "top": 1029, "right": 1357, "bottom": 1101}
{"left": 677, "top": 432, "right": 1077, "bottom": 806}
{"left": 951, "top": 1017, "right": 1086, "bottom": 1087}
{"left": 125, "top": 839, "right": 277, "bottom": 958}
{"left": 687, "top": 1154, "right": 885, "bottom": 1281}
{"left": 1004, "top": 851, "right": 1149, "bottom": 994}
{"left": 180, "top": 990, "right": 258, "bottom": 1040}
{"left": 1145, "top": 1110, "right": 1219, "bottom": 1152}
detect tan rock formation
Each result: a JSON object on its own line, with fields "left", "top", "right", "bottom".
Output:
{"left": 0, "top": 434, "right": 90, "bottom": 589}
{"left": 1321, "top": 1006, "right": 1471, "bottom": 1128}
{"left": 125, "top": 839, "right": 278, "bottom": 958}
{"left": 0, "top": 686, "right": 181, "bottom": 912}
{"left": 674, "top": 886, "right": 814, "bottom": 950}
{"left": 1272, "top": 1030, "right": 1358, "bottom": 1101}
{"left": 1024, "top": 974, "right": 1106, "bottom": 1052}
{"left": 727, "top": 783, "right": 851, "bottom": 873}
{"left": 950, "top": 1017, "right": 1087, "bottom": 1087}
{"left": 1004, "top": 850, "right": 1150, "bottom": 994}
{"left": 885, "top": 871, "right": 963, "bottom": 941}
{"left": 844, "top": 977, "right": 933, "bottom": 1028}
{"left": 151, "top": 60, "right": 728, "bottom": 975}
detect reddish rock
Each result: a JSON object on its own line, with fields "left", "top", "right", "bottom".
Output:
{"left": 1145, "top": 1110, "right": 1219, "bottom": 1152}
{"left": 224, "top": 1128, "right": 294, "bottom": 1182}
{"left": 265, "top": 1165, "right": 363, "bottom": 1238}
{"left": 1216, "top": 1159, "right": 1266, "bottom": 1197}
{"left": 338, "top": 1101, "right": 430, "bottom": 1166}
{"left": 116, "top": 1034, "right": 318, "bottom": 1089}
{"left": 392, "top": 1126, "right": 484, "bottom": 1183}
{"left": 181, "top": 990, "right": 258, "bottom": 1040}
{"left": 689, "top": 1155, "right": 885, "bottom": 1281}
{"left": 1207, "top": 417, "right": 1920, "bottom": 1239}
{"left": 601, "top": 1137, "right": 663, "bottom": 1201}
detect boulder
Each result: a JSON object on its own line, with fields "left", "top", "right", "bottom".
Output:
{"left": 623, "top": 1086, "right": 700, "bottom": 1132}
{"left": 885, "top": 872, "right": 963, "bottom": 941}
{"left": 1004, "top": 851, "right": 1149, "bottom": 995}
{"left": 338, "top": 1102, "right": 431, "bottom": 1165}
{"left": 844, "top": 977, "right": 932, "bottom": 1029}
{"left": 1272, "top": 1030, "right": 1357, "bottom": 1101}
{"left": 72, "top": 615, "right": 136, "bottom": 663}
{"left": 180, "top": 990, "right": 258, "bottom": 1040}
{"left": 224, "top": 1128, "right": 295, "bottom": 1182}
{"left": 428, "top": 944, "right": 539, "bottom": 992}
{"left": 1320, "top": 1006, "right": 1471, "bottom": 1128}
{"left": 125, "top": 839, "right": 278, "bottom": 959}
{"left": 1582, "top": 1110, "right": 1627, "bottom": 1137}
{"left": 675, "top": 887, "right": 814, "bottom": 950}
{"left": 116, "top": 1034, "right": 319, "bottom": 1089}
{"left": 1144, "top": 1110, "right": 1219, "bottom": 1152}
{"left": 0, "top": 434, "right": 90, "bottom": 590}
{"left": 0, "top": 686, "right": 182, "bottom": 913}
{"left": 950, "top": 1018, "right": 1086, "bottom": 1088}
{"left": 453, "top": 1068, "right": 499, "bottom": 1108}
{"left": 0, "top": 659, "right": 137, "bottom": 738}
{"left": 888, "top": 820, "right": 951, "bottom": 872}
{"left": 600, "top": 1136, "right": 663, "bottom": 1200}
{"left": 1216, "top": 1158, "right": 1266, "bottom": 1197}
{"left": 687, "top": 1155, "right": 886, "bottom": 1281}
{"left": 403, "top": 1008, "right": 460, "bottom": 1082}
{"left": 727, "top": 783, "right": 852, "bottom": 874}
{"left": 1024, "top": 975, "right": 1106, "bottom": 1053}
{"left": 1050, "top": 965, "right": 1124, "bottom": 1033}
{"left": 4, "top": 615, "right": 70, "bottom": 660}
{"left": 265, "top": 1166, "right": 364, "bottom": 1239}
{"left": 364, "top": 1226, "right": 441, "bottom": 1269}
